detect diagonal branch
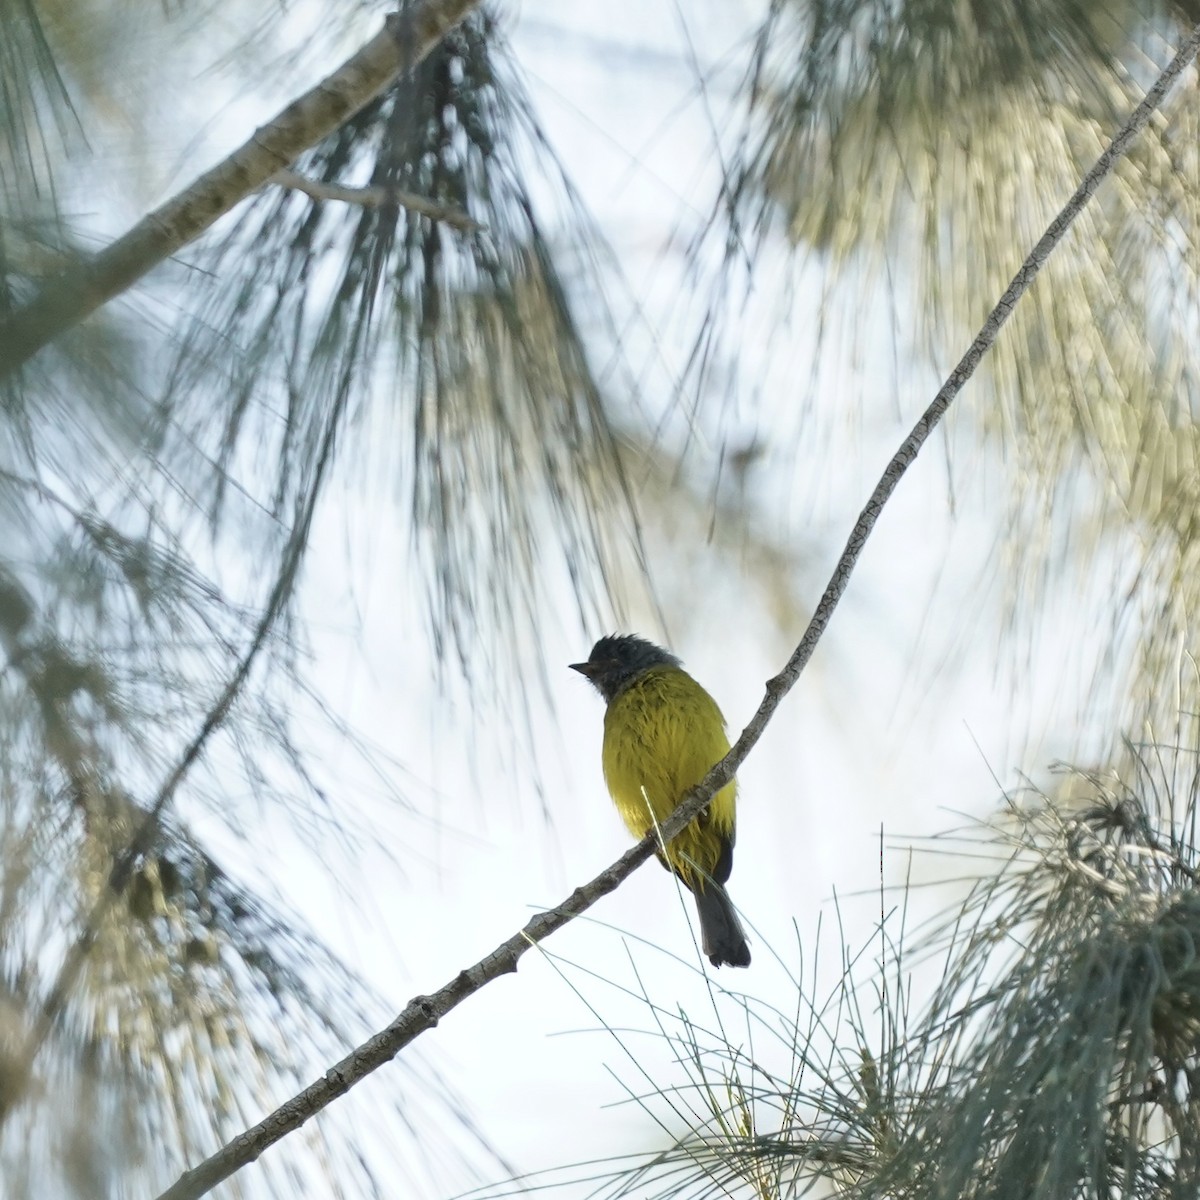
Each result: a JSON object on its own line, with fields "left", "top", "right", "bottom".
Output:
{"left": 154, "top": 20, "right": 1200, "bottom": 1200}
{"left": 0, "top": 0, "right": 482, "bottom": 377}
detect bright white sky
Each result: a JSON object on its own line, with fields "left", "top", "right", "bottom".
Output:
{"left": 275, "top": 3, "right": 1107, "bottom": 1195}
{"left": 80, "top": 0, "right": 1127, "bottom": 1193}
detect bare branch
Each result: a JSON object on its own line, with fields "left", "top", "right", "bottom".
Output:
{"left": 155, "top": 837, "right": 656, "bottom": 1200}
{"left": 269, "top": 167, "right": 482, "bottom": 230}
{"left": 153, "top": 21, "right": 1200, "bottom": 1200}
{"left": 0, "top": 0, "right": 482, "bottom": 377}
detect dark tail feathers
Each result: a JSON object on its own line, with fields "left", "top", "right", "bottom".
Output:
{"left": 693, "top": 881, "right": 751, "bottom": 968}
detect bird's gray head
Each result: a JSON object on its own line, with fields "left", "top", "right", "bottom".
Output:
{"left": 569, "top": 634, "right": 681, "bottom": 703}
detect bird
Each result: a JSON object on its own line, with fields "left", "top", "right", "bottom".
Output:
{"left": 570, "top": 633, "right": 750, "bottom": 968}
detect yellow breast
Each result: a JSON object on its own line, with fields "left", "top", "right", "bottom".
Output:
{"left": 600, "top": 665, "right": 736, "bottom": 885}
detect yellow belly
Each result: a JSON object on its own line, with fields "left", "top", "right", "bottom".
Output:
{"left": 601, "top": 665, "right": 736, "bottom": 887}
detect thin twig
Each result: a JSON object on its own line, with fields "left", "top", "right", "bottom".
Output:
{"left": 270, "top": 168, "right": 482, "bottom": 230}
{"left": 154, "top": 20, "right": 1200, "bottom": 1200}
{"left": 0, "top": 0, "right": 482, "bottom": 377}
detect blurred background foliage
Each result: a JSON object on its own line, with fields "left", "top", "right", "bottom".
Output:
{"left": 2, "top": 0, "right": 1200, "bottom": 1195}
{"left": 726, "top": 0, "right": 1200, "bottom": 731}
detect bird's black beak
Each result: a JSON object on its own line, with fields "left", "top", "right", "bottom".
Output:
{"left": 569, "top": 661, "right": 597, "bottom": 677}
